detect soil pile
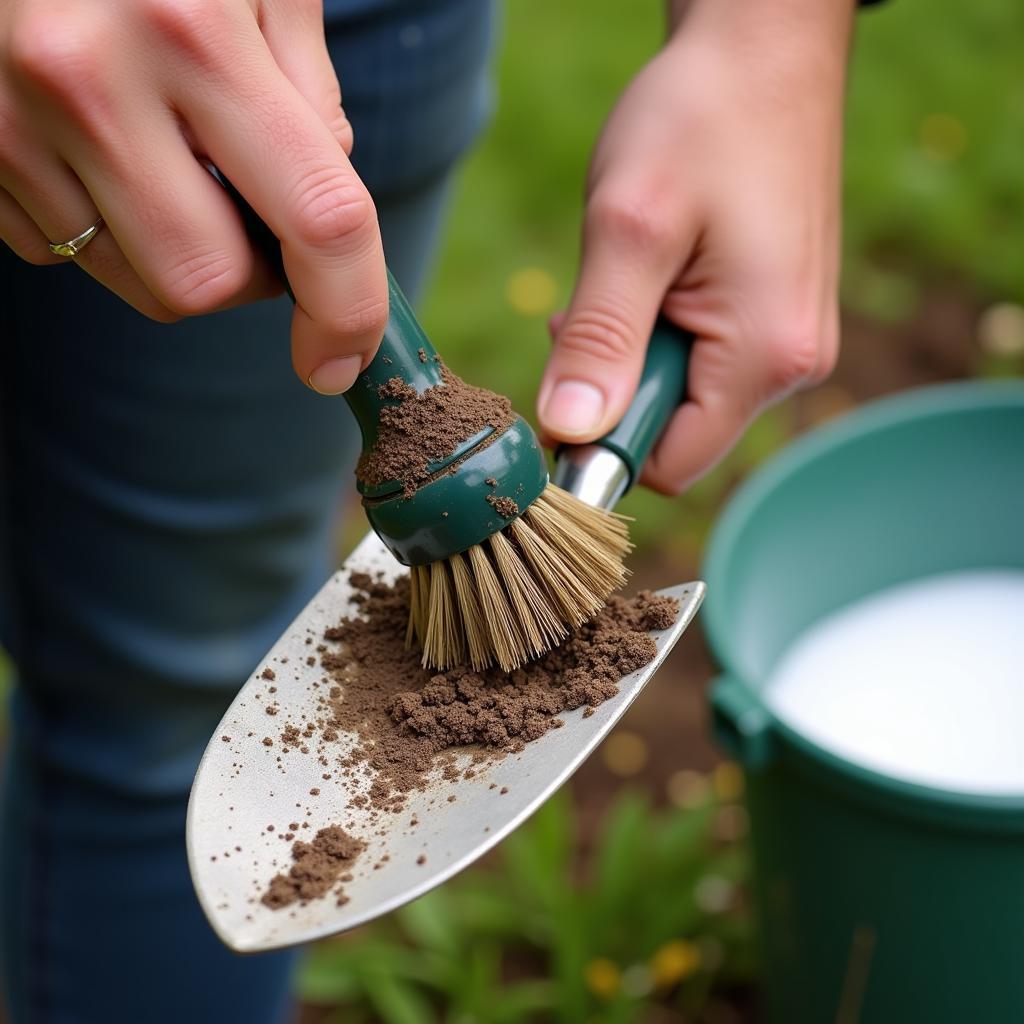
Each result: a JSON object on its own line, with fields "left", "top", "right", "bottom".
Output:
{"left": 261, "top": 826, "right": 365, "bottom": 909}
{"left": 260, "top": 573, "right": 677, "bottom": 909}
{"left": 356, "top": 365, "right": 515, "bottom": 498}
{"left": 319, "top": 573, "right": 677, "bottom": 809}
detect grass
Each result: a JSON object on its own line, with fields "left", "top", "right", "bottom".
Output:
{"left": 299, "top": 776, "right": 754, "bottom": 1024}
{"left": 303, "top": 1, "right": 1023, "bottom": 1018}
{"left": 0, "top": 0, "right": 1019, "bottom": 1019}
{"left": 418, "top": 0, "right": 1024, "bottom": 556}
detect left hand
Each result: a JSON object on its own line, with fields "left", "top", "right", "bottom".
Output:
{"left": 537, "top": 0, "right": 854, "bottom": 494}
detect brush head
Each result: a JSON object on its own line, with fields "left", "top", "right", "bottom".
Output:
{"left": 361, "top": 416, "right": 549, "bottom": 567}
{"left": 407, "top": 483, "right": 632, "bottom": 672}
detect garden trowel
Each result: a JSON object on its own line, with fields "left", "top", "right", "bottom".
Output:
{"left": 187, "top": 530, "right": 704, "bottom": 953}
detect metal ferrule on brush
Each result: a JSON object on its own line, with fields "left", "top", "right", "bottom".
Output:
{"left": 552, "top": 445, "right": 631, "bottom": 512}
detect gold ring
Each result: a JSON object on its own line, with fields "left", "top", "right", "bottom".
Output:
{"left": 49, "top": 216, "right": 104, "bottom": 258}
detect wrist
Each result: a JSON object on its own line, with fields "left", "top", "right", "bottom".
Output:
{"left": 666, "top": 0, "right": 854, "bottom": 65}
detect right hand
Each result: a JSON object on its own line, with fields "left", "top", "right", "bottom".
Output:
{"left": 0, "top": 0, "right": 387, "bottom": 395}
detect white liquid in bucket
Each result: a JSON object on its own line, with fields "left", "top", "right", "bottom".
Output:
{"left": 763, "top": 570, "right": 1024, "bottom": 795}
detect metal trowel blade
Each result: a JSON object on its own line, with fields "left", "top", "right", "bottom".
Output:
{"left": 187, "top": 531, "right": 705, "bottom": 953}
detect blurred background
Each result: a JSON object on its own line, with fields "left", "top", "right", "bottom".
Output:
{"left": 3, "top": 0, "right": 1022, "bottom": 1020}
{"left": 308, "top": 0, "right": 1024, "bottom": 1020}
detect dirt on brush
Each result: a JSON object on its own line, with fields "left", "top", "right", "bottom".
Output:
{"left": 355, "top": 365, "right": 515, "bottom": 498}
{"left": 310, "top": 572, "right": 677, "bottom": 813}
{"left": 485, "top": 493, "right": 519, "bottom": 518}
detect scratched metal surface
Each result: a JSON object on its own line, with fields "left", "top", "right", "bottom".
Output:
{"left": 187, "top": 531, "right": 705, "bottom": 952}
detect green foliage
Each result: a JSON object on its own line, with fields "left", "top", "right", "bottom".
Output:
{"left": 310, "top": 2, "right": 1018, "bottom": 1013}
{"left": 844, "top": 0, "right": 1024, "bottom": 316}
{"left": 298, "top": 786, "right": 754, "bottom": 1023}
{"left": 419, "top": 0, "right": 1022, "bottom": 554}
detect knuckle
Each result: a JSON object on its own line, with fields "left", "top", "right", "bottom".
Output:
{"left": 290, "top": 168, "right": 375, "bottom": 249}
{"left": 8, "top": 12, "right": 118, "bottom": 134}
{"left": 160, "top": 249, "right": 248, "bottom": 315}
{"left": 558, "top": 306, "right": 636, "bottom": 366}
{"left": 586, "top": 192, "right": 670, "bottom": 256}
{"left": 649, "top": 471, "right": 687, "bottom": 498}
{"left": 763, "top": 320, "right": 822, "bottom": 394}
{"left": 809, "top": 312, "right": 840, "bottom": 383}
{"left": 9, "top": 12, "right": 105, "bottom": 89}
{"left": 661, "top": 476, "right": 688, "bottom": 498}
{"left": 141, "top": 0, "right": 231, "bottom": 69}
{"left": 325, "top": 293, "right": 389, "bottom": 340}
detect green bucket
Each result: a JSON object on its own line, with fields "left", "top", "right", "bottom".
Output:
{"left": 702, "top": 381, "right": 1024, "bottom": 1023}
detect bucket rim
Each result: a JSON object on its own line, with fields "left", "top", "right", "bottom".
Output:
{"left": 703, "top": 379, "right": 1024, "bottom": 818}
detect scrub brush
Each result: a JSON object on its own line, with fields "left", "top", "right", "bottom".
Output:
{"left": 221, "top": 176, "right": 691, "bottom": 671}
{"left": 357, "top": 281, "right": 690, "bottom": 671}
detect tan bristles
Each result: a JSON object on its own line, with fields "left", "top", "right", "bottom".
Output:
{"left": 424, "top": 561, "right": 463, "bottom": 667}
{"left": 507, "top": 515, "right": 598, "bottom": 627}
{"left": 413, "top": 482, "right": 633, "bottom": 673}
{"left": 521, "top": 486, "right": 630, "bottom": 596}
{"left": 488, "top": 529, "right": 567, "bottom": 658}
{"left": 448, "top": 551, "right": 489, "bottom": 669}
{"left": 466, "top": 543, "right": 523, "bottom": 672}
{"left": 406, "top": 564, "right": 431, "bottom": 649}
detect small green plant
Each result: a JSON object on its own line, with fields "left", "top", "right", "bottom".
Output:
{"left": 298, "top": 776, "right": 754, "bottom": 1023}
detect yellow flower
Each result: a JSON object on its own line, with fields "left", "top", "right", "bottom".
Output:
{"left": 505, "top": 267, "right": 557, "bottom": 316}
{"left": 650, "top": 940, "right": 701, "bottom": 989}
{"left": 712, "top": 761, "right": 744, "bottom": 802}
{"left": 918, "top": 113, "right": 967, "bottom": 161}
{"left": 601, "top": 730, "right": 648, "bottom": 777}
{"left": 666, "top": 769, "right": 709, "bottom": 809}
{"left": 584, "top": 957, "right": 621, "bottom": 999}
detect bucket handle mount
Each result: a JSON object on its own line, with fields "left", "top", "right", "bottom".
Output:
{"left": 710, "top": 674, "right": 775, "bottom": 771}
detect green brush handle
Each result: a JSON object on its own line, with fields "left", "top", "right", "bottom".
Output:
{"left": 345, "top": 273, "right": 442, "bottom": 457}
{"left": 214, "top": 170, "right": 442, "bottom": 454}
{"left": 219, "top": 174, "right": 548, "bottom": 563}
{"left": 594, "top": 318, "right": 692, "bottom": 490}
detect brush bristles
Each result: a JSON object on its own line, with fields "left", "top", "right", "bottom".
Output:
{"left": 406, "top": 483, "right": 631, "bottom": 672}
{"left": 425, "top": 560, "right": 463, "bottom": 667}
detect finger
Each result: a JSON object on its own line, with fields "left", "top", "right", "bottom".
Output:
{"left": 7, "top": 11, "right": 276, "bottom": 317}
{"left": 0, "top": 187, "right": 62, "bottom": 264}
{"left": 259, "top": 0, "right": 354, "bottom": 153}
{"left": 1, "top": 154, "right": 179, "bottom": 321}
{"left": 176, "top": 21, "right": 387, "bottom": 391}
{"left": 70, "top": 116, "right": 282, "bottom": 316}
{"left": 537, "top": 193, "right": 696, "bottom": 442}
{"left": 547, "top": 310, "right": 566, "bottom": 340}
{"left": 638, "top": 333, "right": 759, "bottom": 496}
{"left": 638, "top": 308, "right": 824, "bottom": 495}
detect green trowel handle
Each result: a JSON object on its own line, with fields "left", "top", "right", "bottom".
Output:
{"left": 215, "top": 170, "right": 443, "bottom": 434}
{"left": 593, "top": 318, "right": 693, "bottom": 488}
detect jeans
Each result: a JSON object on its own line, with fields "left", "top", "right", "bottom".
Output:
{"left": 0, "top": 1, "right": 494, "bottom": 1020}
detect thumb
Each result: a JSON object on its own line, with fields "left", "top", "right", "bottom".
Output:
{"left": 537, "top": 199, "right": 690, "bottom": 442}
{"left": 259, "top": 0, "right": 354, "bottom": 154}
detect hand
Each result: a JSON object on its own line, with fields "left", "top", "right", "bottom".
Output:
{"left": 537, "top": 0, "right": 853, "bottom": 493}
{"left": 0, "top": 0, "right": 387, "bottom": 394}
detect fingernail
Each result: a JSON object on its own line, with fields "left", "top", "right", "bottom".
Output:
{"left": 308, "top": 355, "right": 362, "bottom": 395}
{"left": 541, "top": 380, "right": 606, "bottom": 436}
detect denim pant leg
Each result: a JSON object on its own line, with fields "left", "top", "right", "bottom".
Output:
{"left": 0, "top": 3, "right": 495, "bottom": 1022}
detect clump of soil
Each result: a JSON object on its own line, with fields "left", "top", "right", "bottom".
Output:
{"left": 257, "top": 574, "right": 676, "bottom": 910}
{"left": 485, "top": 493, "right": 519, "bottom": 519}
{"left": 262, "top": 826, "right": 365, "bottom": 909}
{"left": 318, "top": 573, "right": 678, "bottom": 810}
{"left": 355, "top": 365, "right": 515, "bottom": 498}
